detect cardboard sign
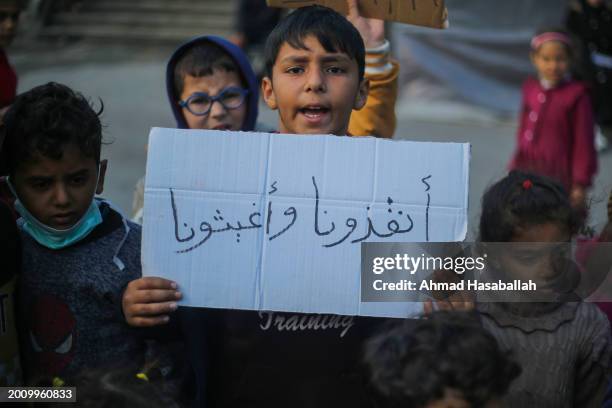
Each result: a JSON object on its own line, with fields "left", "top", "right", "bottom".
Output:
{"left": 266, "top": 0, "right": 448, "bottom": 29}
{"left": 142, "top": 128, "right": 469, "bottom": 318}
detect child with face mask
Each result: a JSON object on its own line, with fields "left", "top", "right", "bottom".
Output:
{"left": 2, "top": 82, "right": 147, "bottom": 384}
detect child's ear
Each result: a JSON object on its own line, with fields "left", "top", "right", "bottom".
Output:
{"left": 352, "top": 78, "right": 369, "bottom": 111}
{"left": 96, "top": 159, "right": 107, "bottom": 195}
{"left": 261, "top": 76, "right": 278, "bottom": 110}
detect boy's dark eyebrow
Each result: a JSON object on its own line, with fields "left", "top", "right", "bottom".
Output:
{"left": 26, "top": 168, "right": 90, "bottom": 182}
{"left": 279, "top": 54, "right": 352, "bottom": 64}
{"left": 25, "top": 175, "right": 53, "bottom": 183}
{"left": 279, "top": 55, "right": 310, "bottom": 64}
{"left": 66, "top": 169, "right": 90, "bottom": 178}
{"left": 320, "top": 55, "right": 352, "bottom": 63}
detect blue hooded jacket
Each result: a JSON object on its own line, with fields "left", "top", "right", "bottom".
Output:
{"left": 166, "top": 35, "right": 259, "bottom": 131}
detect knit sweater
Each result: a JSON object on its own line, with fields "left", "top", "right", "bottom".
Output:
{"left": 17, "top": 202, "right": 146, "bottom": 383}
{"left": 478, "top": 301, "right": 611, "bottom": 407}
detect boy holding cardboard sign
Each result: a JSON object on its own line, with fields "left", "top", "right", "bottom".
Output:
{"left": 123, "top": 5, "right": 409, "bottom": 407}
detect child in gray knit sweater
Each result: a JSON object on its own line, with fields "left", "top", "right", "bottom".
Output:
{"left": 476, "top": 170, "right": 612, "bottom": 407}
{"left": 1, "top": 82, "right": 146, "bottom": 384}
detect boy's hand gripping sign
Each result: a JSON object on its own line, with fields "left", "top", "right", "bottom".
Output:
{"left": 142, "top": 129, "right": 469, "bottom": 318}
{"left": 266, "top": 0, "right": 449, "bottom": 29}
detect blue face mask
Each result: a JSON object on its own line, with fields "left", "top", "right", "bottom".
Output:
{"left": 7, "top": 176, "right": 103, "bottom": 250}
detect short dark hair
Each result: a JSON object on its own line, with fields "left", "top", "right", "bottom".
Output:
{"left": 173, "top": 42, "right": 240, "bottom": 97}
{"left": 479, "top": 170, "right": 580, "bottom": 242}
{"left": 364, "top": 311, "right": 520, "bottom": 408}
{"left": 2, "top": 82, "right": 103, "bottom": 176}
{"left": 264, "top": 5, "right": 365, "bottom": 81}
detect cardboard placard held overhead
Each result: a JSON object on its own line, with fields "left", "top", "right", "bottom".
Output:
{"left": 142, "top": 128, "right": 469, "bottom": 318}
{"left": 266, "top": 0, "right": 448, "bottom": 29}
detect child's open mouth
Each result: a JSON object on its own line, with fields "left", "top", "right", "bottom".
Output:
{"left": 299, "top": 106, "right": 330, "bottom": 124}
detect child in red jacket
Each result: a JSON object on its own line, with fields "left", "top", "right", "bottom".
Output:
{"left": 0, "top": 0, "right": 20, "bottom": 111}
{"left": 509, "top": 28, "right": 597, "bottom": 212}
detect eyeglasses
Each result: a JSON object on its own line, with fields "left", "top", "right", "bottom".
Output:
{"left": 178, "top": 87, "right": 249, "bottom": 116}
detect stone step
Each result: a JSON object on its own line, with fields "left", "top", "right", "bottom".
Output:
{"left": 83, "top": 0, "right": 234, "bottom": 14}
{"left": 51, "top": 11, "right": 233, "bottom": 29}
{"left": 40, "top": 0, "right": 236, "bottom": 43}
{"left": 39, "top": 24, "right": 231, "bottom": 44}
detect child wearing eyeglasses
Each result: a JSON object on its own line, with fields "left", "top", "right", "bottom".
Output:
{"left": 130, "top": 36, "right": 256, "bottom": 223}
{"left": 167, "top": 36, "right": 259, "bottom": 133}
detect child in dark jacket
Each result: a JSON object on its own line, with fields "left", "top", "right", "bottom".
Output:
{"left": 3, "top": 82, "right": 146, "bottom": 384}
{"left": 566, "top": 0, "right": 612, "bottom": 146}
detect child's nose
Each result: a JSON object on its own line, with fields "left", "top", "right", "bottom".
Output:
{"left": 209, "top": 100, "right": 227, "bottom": 118}
{"left": 53, "top": 184, "right": 71, "bottom": 206}
{"left": 304, "top": 69, "right": 326, "bottom": 93}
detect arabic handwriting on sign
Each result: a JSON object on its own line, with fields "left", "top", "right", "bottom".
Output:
{"left": 269, "top": 181, "right": 278, "bottom": 195}
{"left": 171, "top": 181, "right": 298, "bottom": 253}
{"left": 349, "top": 210, "right": 414, "bottom": 244}
{"left": 269, "top": 207, "right": 297, "bottom": 241}
{"left": 311, "top": 176, "right": 414, "bottom": 248}
{"left": 421, "top": 175, "right": 432, "bottom": 241}
{"left": 312, "top": 176, "right": 336, "bottom": 236}
{"left": 323, "top": 218, "right": 357, "bottom": 248}
{"left": 171, "top": 174, "right": 425, "bottom": 252}
{"left": 170, "top": 188, "right": 214, "bottom": 253}
{"left": 249, "top": 210, "right": 262, "bottom": 229}
{"left": 170, "top": 190, "right": 263, "bottom": 253}
{"left": 266, "top": 181, "right": 296, "bottom": 241}
{"left": 171, "top": 188, "right": 194, "bottom": 243}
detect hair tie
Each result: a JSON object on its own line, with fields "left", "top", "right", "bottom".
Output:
{"left": 522, "top": 179, "right": 533, "bottom": 190}
{"left": 136, "top": 372, "right": 149, "bottom": 382}
{"left": 531, "top": 32, "right": 571, "bottom": 51}
{"left": 52, "top": 377, "right": 65, "bottom": 387}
